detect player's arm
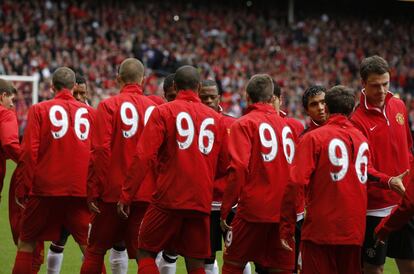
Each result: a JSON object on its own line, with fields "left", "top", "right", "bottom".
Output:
{"left": 280, "top": 135, "right": 317, "bottom": 251}
{"left": 87, "top": 103, "right": 112, "bottom": 212}
{"left": 365, "top": 143, "right": 408, "bottom": 196}
{"left": 0, "top": 110, "right": 21, "bottom": 163}
{"left": 220, "top": 122, "right": 250, "bottom": 230}
{"left": 375, "top": 163, "right": 414, "bottom": 243}
{"left": 118, "top": 107, "right": 165, "bottom": 216}
{"left": 215, "top": 119, "right": 231, "bottom": 180}
{"left": 404, "top": 108, "right": 414, "bottom": 163}
{"left": 16, "top": 107, "right": 41, "bottom": 202}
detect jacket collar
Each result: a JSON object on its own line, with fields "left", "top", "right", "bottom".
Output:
{"left": 326, "top": 114, "right": 353, "bottom": 128}
{"left": 360, "top": 89, "right": 393, "bottom": 113}
{"left": 120, "top": 84, "right": 143, "bottom": 95}
{"left": 54, "top": 89, "right": 76, "bottom": 100}
{"left": 175, "top": 90, "right": 201, "bottom": 103}
{"left": 245, "top": 103, "right": 277, "bottom": 115}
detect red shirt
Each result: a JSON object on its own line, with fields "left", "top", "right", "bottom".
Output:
{"left": 212, "top": 113, "right": 236, "bottom": 209}
{"left": 376, "top": 161, "right": 414, "bottom": 239}
{"left": 280, "top": 110, "right": 305, "bottom": 217}
{"left": 221, "top": 103, "right": 291, "bottom": 223}
{"left": 351, "top": 91, "right": 413, "bottom": 213}
{"left": 120, "top": 90, "right": 223, "bottom": 214}
{"left": 0, "top": 106, "right": 21, "bottom": 192}
{"left": 18, "top": 90, "right": 95, "bottom": 197}
{"left": 280, "top": 115, "right": 391, "bottom": 245}
{"left": 88, "top": 84, "right": 156, "bottom": 203}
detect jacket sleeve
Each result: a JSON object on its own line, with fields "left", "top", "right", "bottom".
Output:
{"left": 221, "top": 121, "right": 251, "bottom": 220}
{"left": 280, "top": 135, "right": 318, "bottom": 240}
{"left": 375, "top": 163, "right": 414, "bottom": 240}
{"left": 18, "top": 106, "right": 41, "bottom": 196}
{"left": 87, "top": 103, "right": 112, "bottom": 201}
{"left": 0, "top": 110, "right": 21, "bottom": 163}
{"left": 120, "top": 107, "right": 166, "bottom": 205}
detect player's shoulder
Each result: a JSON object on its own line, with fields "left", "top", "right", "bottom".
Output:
{"left": 0, "top": 105, "right": 15, "bottom": 121}
{"left": 388, "top": 95, "right": 407, "bottom": 110}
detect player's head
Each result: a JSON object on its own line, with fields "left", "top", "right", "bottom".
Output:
{"left": 325, "top": 85, "right": 356, "bottom": 117}
{"left": 360, "top": 55, "right": 390, "bottom": 108}
{"left": 117, "top": 58, "right": 145, "bottom": 86}
{"left": 174, "top": 66, "right": 201, "bottom": 93}
{"left": 302, "top": 85, "right": 327, "bottom": 125}
{"left": 52, "top": 67, "right": 76, "bottom": 93}
{"left": 163, "top": 73, "right": 176, "bottom": 102}
{"left": 0, "top": 78, "right": 17, "bottom": 109}
{"left": 246, "top": 74, "right": 275, "bottom": 105}
{"left": 199, "top": 79, "right": 220, "bottom": 111}
{"left": 73, "top": 74, "right": 88, "bottom": 103}
{"left": 271, "top": 79, "right": 282, "bottom": 112}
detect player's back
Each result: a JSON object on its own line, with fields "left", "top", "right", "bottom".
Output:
{"left": 94, "top": 85, "right": 155, "bottom": 202}
{"left": 294, "top": 115, "right": 368, "bottom": 245}
{"left": 233, "top": 103, "right": 291, "bottom": 223}
{"left": 23, "top": 90, "right": 94, "bottom": 197}
{"left": 148, "top": 91, "right": 222, "bottom": 213}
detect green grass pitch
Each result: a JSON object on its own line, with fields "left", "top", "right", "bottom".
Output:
{"left": 0, "top": 161, "right": 399, "bottom": 273}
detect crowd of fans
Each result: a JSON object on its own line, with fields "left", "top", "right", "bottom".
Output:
{"left": 1, "top": 0, "right": 414, "bottom": 131}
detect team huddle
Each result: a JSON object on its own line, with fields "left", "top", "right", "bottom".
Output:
{"left": 1, "top": 55, "right": 414, "bottom": 274}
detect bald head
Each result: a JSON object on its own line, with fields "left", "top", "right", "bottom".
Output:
{"left": 246, "top": 74, "right": 274, "bottom": 103}
{"left": 52, "top": 67, "right": 76, "bottom": 92}
{"left": 174, "top": 66, "right": 200, "bottom": 91}
{"left": 118, "top": 58, "right": 145, "bottom": 85}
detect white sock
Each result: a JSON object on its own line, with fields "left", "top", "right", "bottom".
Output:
{"left": 109, "top": 248, "right": 129, "bottom": 274}
{"left": 47, "top": 250, "right": 64, "bottom": 274}
{"left": 204, "top": 260, "right": 219, "bottom": 274}
{"left": 156, "top": 252, "right": 177, "bottom": 274}
{"left": 243, "top": 262, "right": 252, "bottom": 274}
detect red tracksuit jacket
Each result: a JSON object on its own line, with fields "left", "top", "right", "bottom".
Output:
{"left": 280, "top": 115, "right": 391, "bottom": 245}
{"left": 351, "top": 91, "right": 413, "bottom": 212}
{"left": 375, "top": 161, "right": 414, "bottom": 239}
{"left": 212, "top": 113, "right": 236, "bottom": 209}
{"left": 0, "top": 105, "right": 21, "bottom": 192}
{"left": 18, "top": 90, "right": 95, "bottom": 197}
{"left": 88, "top": 84, "right": 156, "bottom": 203}
{"left": 221, "top": 103, "right": 291, "bottom": 223}
{"left": 120, "top": 90, "right": 223, "bottom": 214}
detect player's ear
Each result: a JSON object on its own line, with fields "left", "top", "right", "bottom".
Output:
{"left": 173, "top": 81, "right": 178, "bottom": 92}
{"left": 116, "top": 74, "right": 123, "bottom": 86}
{"left": 196, "top": 82, "right": 201, "bottom": 93}
{"left": 139, "top": 76, "right": 145, "bottom": 86}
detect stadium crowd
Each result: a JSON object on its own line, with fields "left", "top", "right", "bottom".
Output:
{"left": 1, "top": 0, "right": 414, "bottom": 123}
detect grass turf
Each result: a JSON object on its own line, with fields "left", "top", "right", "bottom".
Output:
{"left": 0, "top": 161, "right": 399, "bottom": 273}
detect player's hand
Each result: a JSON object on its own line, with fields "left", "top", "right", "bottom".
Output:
{"left": 15, "top": 196, "right": 26, "bottom": 209}
{"left": 388, "top": 170, "right": 409, "bottom": 197}
{"left": 88, "top": 200, "right": 101, "bottom": 214}
{"left": 117, "top": 201, "right": 130, "bottom": 219}
{"left": 280, "top": 237, "right": 295, "bottom": 252}
{"left": 220, "top": 219, "right": 231, "bottom": 232}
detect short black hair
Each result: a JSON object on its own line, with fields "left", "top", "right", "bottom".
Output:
{"left": 272, "top": 79, "right": 282, "bottom": 98}
{"left": 201, "top": 79, "right": 218, "bottom": 88}
{"left": 360, "top": 55, "right": 389, "bottom": 81}
{"left": 325, "top": 85, "right": 355, "bottom": 116}
{"left": 0, "top": 79, "right": 16, "bottom": 96}
{"left": 52, "top": 67, "right": 76, "bottom": 90}
{"left": 174, "top": 66, "right": 200, "bottom": 90}
{"left": 76, "top": 74, "right": 86, "bottom": 85}
{"left": 246, "top": 74, "right": 274, "bottom": 103}
{"left": 163, "top": 73, "right": 175, "bottom": 92}
{"left": 302, "top": 85, "right": 326, "bottom": 110}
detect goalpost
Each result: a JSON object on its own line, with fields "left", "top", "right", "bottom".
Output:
{"left": 0, "top": 74, "right": 40, "bottom": 105}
